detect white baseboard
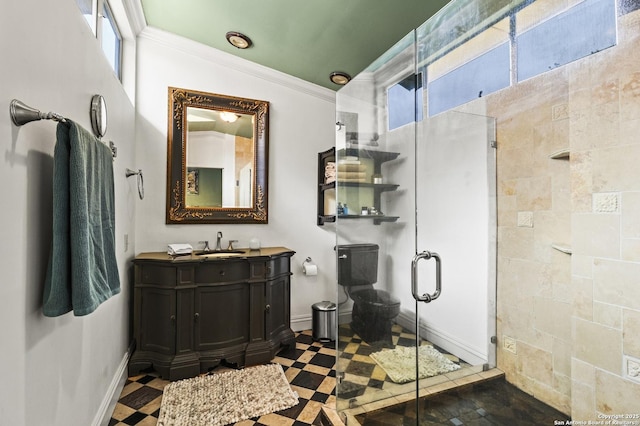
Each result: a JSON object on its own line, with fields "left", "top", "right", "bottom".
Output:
{"left": 291, "top": 314, "right": 312, "bottom": 332}
{"left": 94, "top": 349, "right": 131, "bottom": 426}
{"left": 291, "top": 309, "right": 352, "bottom": 333}
{"left": 395, "top": 311, "right": 487, "bottom": 366}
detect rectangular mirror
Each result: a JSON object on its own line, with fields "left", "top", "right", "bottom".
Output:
{"left": 166, "top": 87, "right": 269, "bottom": 224}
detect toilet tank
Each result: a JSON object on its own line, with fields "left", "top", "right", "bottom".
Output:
{"left": 336, "top": 244, "right": 379, "bottom": 286}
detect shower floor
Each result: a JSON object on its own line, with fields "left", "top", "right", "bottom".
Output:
{"left": 336, "top": 323, "right": 567, "bottom": 425}
{"left": 353, "top": 379, "right": 568, "bottom": 425}
{"left": 337, "top": 322, "right": 479, "bottom": 412}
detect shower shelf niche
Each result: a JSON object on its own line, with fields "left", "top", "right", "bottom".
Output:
{"left": 317, "top": 147, "right": 400, "bottom": 225}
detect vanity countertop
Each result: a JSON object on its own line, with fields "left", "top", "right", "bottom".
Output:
{"left": 135, "top": 247, "right": 295, "bottom": 262}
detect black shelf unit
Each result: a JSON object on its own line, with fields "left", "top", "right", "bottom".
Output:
{"left": 317, "top": 147, "right": 401, "bottom": 225}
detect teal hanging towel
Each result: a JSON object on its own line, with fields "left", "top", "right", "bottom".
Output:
{"left": 43, "top": 120, "right": 120, "bottom": 317}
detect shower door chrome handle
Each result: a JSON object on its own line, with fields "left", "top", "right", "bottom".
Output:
{"left": 411, "top": 251, "right": 441, "bottom": 303}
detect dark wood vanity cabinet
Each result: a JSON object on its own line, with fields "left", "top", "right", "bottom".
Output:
{"left": 128, "top": 247, "right": 295, "bottom": 381}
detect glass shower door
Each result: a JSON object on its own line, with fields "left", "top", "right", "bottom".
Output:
{"left": 413, "top": 110, "right": 497, "bottom": 408}
{"left": 334, "top": 22, "right": 497, "bottom": 425}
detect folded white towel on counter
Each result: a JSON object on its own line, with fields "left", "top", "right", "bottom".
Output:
{"left": 168, "top": 243, "right": 193, "bottom": 255}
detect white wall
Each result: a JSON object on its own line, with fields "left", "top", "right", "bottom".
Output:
{"left": 135, "top": 28, "right": 338, "bottom": 331}
{"left": 0, "top": 0, "right": 137, "bottom": 425}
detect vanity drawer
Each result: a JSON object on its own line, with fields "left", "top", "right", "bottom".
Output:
{"left": 250, "top": 255, "right": 291, "bottom": 279}
{"left": 270, "top": 255, "right": 291, "bottom": 277}
{"left": 195, "top": 260, "right": 249, "bottom": 283}
{"left": 137, "top": 264, "right": 177, "bottom": 287}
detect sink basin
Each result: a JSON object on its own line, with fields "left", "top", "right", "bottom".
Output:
{"left": 194, "top": 250, "right": 246, "bottom": 258}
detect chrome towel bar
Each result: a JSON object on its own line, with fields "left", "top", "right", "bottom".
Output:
{"left": 9, "top": 99, "right": 117, "bottom": 159}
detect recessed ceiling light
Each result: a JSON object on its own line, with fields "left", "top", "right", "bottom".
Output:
{"left": 330, "top": 71, "right": 351, "bottom": 85}
{"left": 226, "top": 31, "right": 252, "bottom": 49}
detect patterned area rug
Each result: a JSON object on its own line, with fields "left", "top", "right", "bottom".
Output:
{"left": 157, "top": 363, "right": 298, "bottom": 426}
{"left": 370, "top": 345, "right": 461, "bottom": 383}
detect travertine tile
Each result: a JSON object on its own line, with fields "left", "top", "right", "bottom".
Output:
{"left": 619, "top": 72, "right": 640, "bottom": 122}
{"left": 571, "top": 357, "right": 596, "bottom": 388}
{"left": 596, "top": 369, "right": 640, "bottom": 414}
{"left": 623, "top": 309, "right": 640, "bottom": 358}
{"left": 621, "top": 238, "right": 640, "bottom": 262}
{"left": 572, "top": 213, "right": 620, "bottom": 258}
{"left": 622, "top": 192, "right": 640, "bottom": 238}
{"left": 516, "top": 176, "right": 552, "bottom": 211}
{"left": 593, "top": 258, "right": 640, "bottom": 310}
{"left": 593, "top": 301, "right": 622, "bottom": 329}
{"left": 572, "top": 276, "right": 594, "bottom": 321}
{"left": 592, "top": 144, "right": 640, "bottom": 193}
{"left": 572, "top": 254, "right": 594, "bottom": 279}
{"left": 516, "top": 342, "right": 553, "bottom": 384}
{"left": 574, "top": 317, "right": 622, "bottom": 374}
{"left": 552, "top": 339, "right": 571, "bottom": 377}
{"left": 498, "top": 227, "right": 536, "bottom": 260}
{"left": 570, "top": 380, "right": 596, "bottom": 421}
{"left": 533, "top": 297, "right": 571, "bottom": 341}
{"left": 569, "top": 150, "right": 594, "bottom": 212}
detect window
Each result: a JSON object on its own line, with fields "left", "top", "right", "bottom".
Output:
{"left": 75, "top": 0, "right": 123, "bottom": 80}
{"left": 101, "top": 1, "right": 122, "bottom": 79}
{"left": 516, "top": 0, "right": 617, "bottom": 82}
{"left": 388, "top": 74, "right": 423, "bottom": 131}
{"left": 77, "top": 0, "right": 96, "bottom": 33}
{"left": 427, "top": 42, "right": 510, "bottom": 117}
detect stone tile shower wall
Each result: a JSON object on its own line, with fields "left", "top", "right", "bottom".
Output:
{"left": 488, "top": 7, "right": 640, "bottom": 420}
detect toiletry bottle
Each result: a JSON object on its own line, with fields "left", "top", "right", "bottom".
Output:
{"left": 344, "top": 204, "right": 349, "bottom": 215}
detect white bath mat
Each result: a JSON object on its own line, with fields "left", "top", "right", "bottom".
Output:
{"left": 370, "top": 345, "right": 461, "bottom": 384}
{"left": 157, "top": 363, "right": 298, "bottom": 426}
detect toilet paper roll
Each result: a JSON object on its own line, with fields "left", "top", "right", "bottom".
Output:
{"left": 303, "top": 262, "right": 318, "bottom": 276}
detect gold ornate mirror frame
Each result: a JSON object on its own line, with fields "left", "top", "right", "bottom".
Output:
{"left": 166, "top": 87, "right": 269, "bottom": 224}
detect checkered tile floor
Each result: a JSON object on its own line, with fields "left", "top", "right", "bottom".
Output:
{"left": 108, "top": 330, "right": 336, "bottom": 425}
{"left": 109, "top": 325, "right": 471, "bottom": 425}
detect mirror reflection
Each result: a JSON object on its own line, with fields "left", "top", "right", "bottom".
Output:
{"left": 166, "top": 87, "right": 269, "bottom": 224}
{"left": 185, "top": 107, "right": 254, "bottom": 208}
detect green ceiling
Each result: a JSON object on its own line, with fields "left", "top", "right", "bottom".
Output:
{"left": 141, "top": 0, "right": 452, "bottom": 90}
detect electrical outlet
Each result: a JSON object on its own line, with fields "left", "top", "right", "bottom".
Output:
{"left": 503, "top": 335, "right": 517, "bottom": 354}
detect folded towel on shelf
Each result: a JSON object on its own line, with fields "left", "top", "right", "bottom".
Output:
{"left": 340, "top": 178, "right": 367, "bottom": 183}
{"left": 337, "top": 163, "right": 366, "bottom": 172}
{"left": 43, "top": 120, "right": 120, "bottom": 317}
{"left": 338, "top": 171, "right": 367, "bottom": 180}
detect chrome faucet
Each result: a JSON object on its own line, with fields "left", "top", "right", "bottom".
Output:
{"left": 215, "top": 231, "right": 223, "bottom": 251}
{"left": 199, "top": 240, "right": 211, "bottom": 252}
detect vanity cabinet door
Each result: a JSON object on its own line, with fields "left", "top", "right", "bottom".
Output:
{"left": 137, "top": 287, "right": 176, "bottom": 355}
{"left": 266, "top": 275, "right": 291, "bottom": 341}
{"left": 194, "top": 283, "right": 250, "bottom": 351}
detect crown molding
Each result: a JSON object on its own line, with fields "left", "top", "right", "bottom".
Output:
{"left": 138, "top": 26, "right": 336, "bottom": 103}
{"left": 121, "top": 0, "right": 147, "bottom": 36}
